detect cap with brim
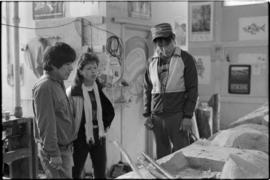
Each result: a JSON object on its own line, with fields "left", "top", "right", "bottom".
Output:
{"left": 151, "top": 23, "right": 174, "bottom": 41}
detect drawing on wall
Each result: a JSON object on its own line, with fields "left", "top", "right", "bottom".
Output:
{"left": 98, "top": 55, "right": 121, "bottom": 88}
{"left": 190, "top": 2, "right": 213, "bottom": 41}
{"left": 238, "top": 53, "right": 267, "bottom": 75}
{"left": 96, "top": 53, "right": 123, "bottom": 103}
{"left": 228, "top": 65, "right": 251, "bottom": 94}
{"left": 174, "top": 18, "right": 188, "bottom": 50}
{"left": 123, "top": 36, "right": 149, "bottom": 103}
{"left": 33, "top": 2, "right": 64, "bottom": 20}
{"left": 194, "top": 55, "right": 211, "bottom": 84}
{"left": 128, "top": 2, "right": 151, "bottom": 19}
{"left": 239, "top": 16, "right": 268, "bottom": 40}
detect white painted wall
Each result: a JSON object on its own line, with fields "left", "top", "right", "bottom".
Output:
{"left": 152, "top": 2, "right": 188, "bottom": 24}
{"left": 67, "top": 1, "right": 106, "bottom": 17}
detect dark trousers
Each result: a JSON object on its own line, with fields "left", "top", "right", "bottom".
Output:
{"left": 72, "top": 129, "right": 107, "bottom": 179}
{"left": 152, "top": 112, "right": 189, "bottom": 159}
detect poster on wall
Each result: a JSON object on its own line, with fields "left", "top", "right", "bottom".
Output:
{"left": 228, "top": 65, "right": 251, "bottom": 94}
{"left": 128, "top": 2, "right": 151, "bottom": 19}
{"left": 190, "top": 2, "right": 213, "bottom": 42}
{"left": 239, "top": 16, "right": 268, "bottom": 41}
{"left": 33, "top": 2, "right": 64, "bottom": 20}
{"left": 238, "top": 53, "right": 267, "bottom": 75}
{"left": 174, "top": 17, "right": 188, "bottom": 51}
{"left": 123, "top": 36, "right": 148, "bottom": 103}
{"left": 194, "top": 55, "right": 211, "bottom": 84}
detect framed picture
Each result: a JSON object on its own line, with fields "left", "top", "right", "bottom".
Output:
{"left": 228, "top": 65, "right": 251, "bottom": 94}
{"left": 128, "top": 2, "right": 151, "bottom": 19}
{"left": 33, "top": 2, "right": 64, "bottom": 20}
{"left": 190, "top": 2, "right": 213, "bottom": 41}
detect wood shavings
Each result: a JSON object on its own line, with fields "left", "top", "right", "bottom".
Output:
{"left": 175, "top": 167, "right": 218, "bottom": 178}
{"left": 194, "top": 138, "right": 211, "bottom": 146}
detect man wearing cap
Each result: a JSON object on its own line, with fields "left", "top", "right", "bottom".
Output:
{"left": 143, "top": 23, "right": 198, "bottom": 159}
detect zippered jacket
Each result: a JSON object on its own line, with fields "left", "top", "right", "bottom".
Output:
{"left": 66, "top": 80, "right": 115, "bottom": 140}
{"left": 143, "top": 47, "right": 198, "bottom": 119}
{"left": 32, "top": 72, "right": 76, "bottom": 157}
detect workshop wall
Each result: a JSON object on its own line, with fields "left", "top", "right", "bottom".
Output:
{"left": 189, "top": 2, "right": 268, "bottom": 129}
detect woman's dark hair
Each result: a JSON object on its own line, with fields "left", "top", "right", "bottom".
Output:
{"left": 74, "top": 52, "right": 100, "bottom": 86}
{"left": 43, "top": 42, "right": 76, "bottom": 71}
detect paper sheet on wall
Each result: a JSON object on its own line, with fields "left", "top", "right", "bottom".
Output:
{"left": 194, "top": 56, "right": 211, "bottom": 84}
{"left": 238, "top": 53, "right": 267, "bottom": 75}
{"left": 239, "top": 16, "right": 268, "bottom": 41}
{"left": 174, "top": 17, "right": 188, "bottom": 51}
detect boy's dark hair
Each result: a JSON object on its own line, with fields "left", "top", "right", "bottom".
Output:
{"left": 42, "top": 42, "right": 76, "bottom": 71}
{"left": 74, "top": 52, "right": 100, "bottom": 86}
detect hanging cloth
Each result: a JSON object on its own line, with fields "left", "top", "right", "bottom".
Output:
{"left": 24, "top": 37, "right": 49, "bottom": 78}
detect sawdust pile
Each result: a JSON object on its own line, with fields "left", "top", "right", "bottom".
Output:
{"left": 210, "top": 123, "right": 268, "bottom": 153}
{"left": 221, "top": 151, "right": 269, "bottom": 178}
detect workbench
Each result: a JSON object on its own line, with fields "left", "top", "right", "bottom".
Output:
{"left": 2, "top": 117, "right": 38, "bottom": 178}
{"left": 117, "top": 142, "right": 269, "bottom": 178}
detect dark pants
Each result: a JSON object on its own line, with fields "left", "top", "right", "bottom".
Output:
{"left": 152, "top": 112, "right": 189, "bottom": 159}
{"left": 72, "top": 128, "right": 107, "bottom": 179}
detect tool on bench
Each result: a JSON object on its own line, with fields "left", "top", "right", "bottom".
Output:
{"left": 137, "top": 156, "right": 167, "bottom": 179}
{"left": 112, "top": 140, "right": 143, "bottom": 178}
{"left": 141, "top": 152, "right": 176, "bottom": 179}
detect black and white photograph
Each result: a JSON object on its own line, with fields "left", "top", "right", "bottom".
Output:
{"left": 33, "top": 2, "right": 64, "bottom": 20}
{"left": 190, "top": 2, "right": 213, "bottom": 41}
{"left": 228, "top": 65, "right": 251, "bottom": 94}
{"left": 1, "top": 1, "right": 268, "bottom": 179}
{"left": 127, "top": 1, "right": 151, "bottom": 19}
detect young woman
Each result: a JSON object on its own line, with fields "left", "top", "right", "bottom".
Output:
{"left": 66, "top": 52, "right": 115, "bottom": 178}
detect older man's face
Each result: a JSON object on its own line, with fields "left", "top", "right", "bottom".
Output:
{"left": 154, "top": 37, "right": 175, "bottom": 58}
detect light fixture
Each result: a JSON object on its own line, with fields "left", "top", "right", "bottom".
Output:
{"left": 224, "top": 0, "right": 266, "bottom": 6}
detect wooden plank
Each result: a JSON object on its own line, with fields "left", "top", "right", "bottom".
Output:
{"left": 3, "top": 148, "right": 31, "bottom": 164}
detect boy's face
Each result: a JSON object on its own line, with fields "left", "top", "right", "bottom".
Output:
{"left": 53, "top": 62, "right": 74, "bottom": 80}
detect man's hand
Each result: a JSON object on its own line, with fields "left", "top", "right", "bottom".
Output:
{"left": 144, "top": 117, "right": 154, "bottom": 130}
{"left": 49, "top": 156, "right": 62, "bottom": 170}
{"left": 180, "top": 118, "right": 192, "bottom": 132}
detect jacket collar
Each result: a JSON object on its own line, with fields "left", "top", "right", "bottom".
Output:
{"left": 70, "top": 84, "right": 83, "bottom": 97}
{"left": 44, "top": 71, "right": 64, "bottom": 86}
{"left": 70, "top": 80, "right": 103, "bottom": 97}
{"left": 152, "top": 46, "right": 182, "bottom": 59}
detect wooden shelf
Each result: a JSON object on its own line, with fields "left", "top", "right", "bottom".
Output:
{"left": 2, "top": 117, "right": 38, "bottom": 178}
{"left": 3, "top": 148, "right": 31, "bottom": 164}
